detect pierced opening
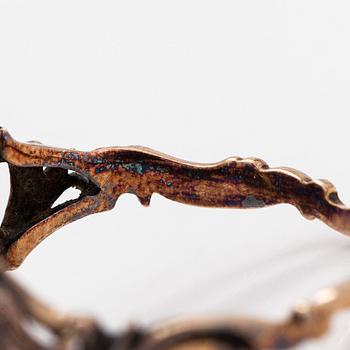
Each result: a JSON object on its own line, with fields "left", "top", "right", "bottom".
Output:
{"left": 51, "top": 187, "right": 82, "bottom": 209}
{"left": 0, "top": 163, "right": 9, "bottom": 226}
{"left": 0, "top": 165, "right": 100, "bottom": 249}
{"left": 0, "top": 163, "right": 9, "bottom": 255}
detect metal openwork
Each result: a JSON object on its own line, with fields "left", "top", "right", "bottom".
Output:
{"left": 1, "top": 128, "right": 349, "bottom": 349}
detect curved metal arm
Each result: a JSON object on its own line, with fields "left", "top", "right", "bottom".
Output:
{"left": 139, "top": 279, "right": 350, "bottom": 349}
{"left": 1, "top": 270, "right": 350, "bottom": 349}
{"left": 1, "top": 127, "right": 350, "bottom": 269}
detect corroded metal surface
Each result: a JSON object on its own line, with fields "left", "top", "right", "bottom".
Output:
{"left": 1, "top": 128, "right": 350, "bottom": 349}
{"left": 0, "top": 127, "right": 349, "bottom": 269}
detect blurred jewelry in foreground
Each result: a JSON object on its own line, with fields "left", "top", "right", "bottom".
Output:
{"left": 1, "top": 128, "right": 350, "bottom": 349}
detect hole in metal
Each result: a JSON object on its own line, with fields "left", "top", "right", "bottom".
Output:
{"left": 51, "top": 187, "right": 82, "bottom": 209}
{"left": 0, "top": 163, "right": 9, "bottom": 224}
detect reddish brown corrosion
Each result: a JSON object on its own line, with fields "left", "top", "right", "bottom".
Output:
{"left": 0, "top": 127, "right": 350, "bottom": 269}
{"left": 1, "top": 128, "right": 350, "bottom": 349}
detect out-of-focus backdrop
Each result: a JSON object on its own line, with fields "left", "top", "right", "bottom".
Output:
{"left": 1, "top": 1, "right": 350, "bottom": 348}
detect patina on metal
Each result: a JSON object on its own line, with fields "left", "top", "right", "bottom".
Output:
{"left": 1, "top": 128, "right": 350, "bottom": 349}
{"left": 0, "top": 127, "right": 350, "bottom": 269}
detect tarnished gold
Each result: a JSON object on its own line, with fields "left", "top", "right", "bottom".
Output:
{"left": 1, "top": 128, "right": 350, "bottom": 349}
{"left": 1, "top": 128, "right": 350, "bottom": 269}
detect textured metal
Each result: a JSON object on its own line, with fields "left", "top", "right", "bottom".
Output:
{"left": 1, "top": 127, "right": 349, "bottom": 269}
{"left": 1, "top": 128, "right": 350, "bottom": 349}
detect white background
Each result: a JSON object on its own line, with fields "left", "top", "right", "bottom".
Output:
{"left": 1, "top": 1, "right": 350, "bottom": 349}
